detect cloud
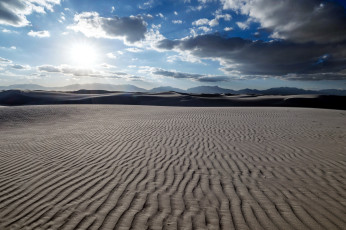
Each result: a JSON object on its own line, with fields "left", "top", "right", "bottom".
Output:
{"left": 283, "top": 72, "right": 346, "bottom": 81}
{"left": 139, "top": 0, "right": 154, "bottom": 9}
{"left": 68, "top": 12, "right": 147, "bottom": 44}
{"left": 0, "top": 0, "right": 60, "bottom": 27}
{"left": 0, "top": 57, "right": 12, "bottom": 63}
{"left": 28, "top": 30, "right": 50, "bottom": 38}
{"left": 106, "top": 52, "right": 117, "bottom": 59}
{"left": 2, "top": 29, "right": 17, "bottom": 33}
{"left": 197, "top": 76, "right": 231, "bottom": 82}
{"left": 37, "top": 65, "right": 60, "bottom": 72}
{"left": 224, "top": 27, "right": 233, "bottom": 31}
{"left": 221, "top": 0, "right": 346, "bottom": 44}
{"left": 126, "top": 47, "right": 143, "bottom": 53}
{"left": 172, "top": 20, "right": 183, "bottom": 24}
{"left": 192, "top": 13, "right": 231, "bottom": 28}
{"left": 156, "top": 13, "right": 164, "bottom": 18}
{"left": 153, "top": 68, "right": 230, "bottom": 82}
{"left": 153, "top": 69, "right": 203, "bottom": 79}
{"left": 10, "top": 64, "right": 30, "bottom": 70}
{"left": 156, "top": 34, "right": 346, "bottom": 80}
{"left": 38, "top": 65, "right": 100, "bottom": 77}
{"left": 236, "top": 21, "right": 249, "bottom": 30}
{"left": 37, "top": 64, "right": 132, "bottom": 79}
{"left": 0, "top": 46, "right": 16, "bottom": 50}
{"left": 192, "top": 18, "right": 218, "bottom": 27}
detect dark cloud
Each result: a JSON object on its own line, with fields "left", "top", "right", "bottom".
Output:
{"left": 153, "top": 69, "right": 203, "bottom": 79}
{"left": 11, "top": 64, "right": 29, "bottom": 70}
{"left": 68, "top": 12, "right": 147, "bottom": 44}
{"left": 157, "top": 34, "right": 346, "bottom": 80}
{"left": 38, "top": 65, "right": 60, "bottom": 72}
{"left": 38, "top": 65, "right": 99, "bottom": 77}
{"left": 153, "top": 68, "right": 230, "bottom": 82}
{"left": 38, "top": 64, "right": 127, "bottom": 78}
{"left": 198, "top": 76, "right": 231, "bottom": 82}
{"left": 284, "top": 72, "right": 346, "bottom": 81}
{"left": 221, "top": 0, "right": 346, "bottom": 44}
{"left": 0, "top": 0, "right": 25, "bottom": 26}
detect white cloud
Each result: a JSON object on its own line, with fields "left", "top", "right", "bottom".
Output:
{"left": 172, "top": 20, "right": 183, "bottom": 24}
{"left": 192, "top": 18, "right": 209, "bottom": 26}
{"left": 132, "top": 24, "right": 166, "bottom": 50}
{"left": 215, "top": 13, "right": 231, "bottom": 21}
{"left": 198, "top": 26, "right": 212, "bottom": 33}
{"left": 156, "top": 13, "right": 164, "bottom": 18}
{"left": 67, "top": 12, "right": 147, "bottom": 44}
{"left": 192, "top": 13, "right": 231, "bottom": 28}
{"left": 0, "top": 57, "right": 12, "bottom": 63}
{"left": 198, "top": 0, "right": 216, "bottom": 3}
{"left": 144, "top": 14, "right": 153, "bottom": 19}
{"left": 106, "top": 52, "right": 117, "bottom": 59}
{"left": 2, "top": 29, "right": 16, "bottom": 33}
{"left": 0, "top": 0, "right": 61, "bottom": 27}
{"left": 224, "top": 27, "right": 233, "bottom": 31}
{"left": 139, "top": 0, "right": 154, "bottom": 9}
{"left": 28, "top": 30, "right": 50, "bottom": 38}
{"left": 58, "top": 13, "right": 65, "bottom": 23}
{"left": 126, "top": 48, "right": 143, "bottom": 53}
{"left": 111, "top": 6, "right": 115, "bottom": 13}
{"left": 236, "top": 21, "right": 249, "bottom": 30}
{"left": 174, "top": 11, "right": 178, "bottom": 15}
{"left": 209, "top": 19, "right": 219, "bottom": 27}
{"left": 0, "top": 46, "right": 16, "bottom": 50}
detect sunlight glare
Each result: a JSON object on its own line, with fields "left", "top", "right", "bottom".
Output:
{"left": 69, "top": 42, "right": 99, "bottom": 66}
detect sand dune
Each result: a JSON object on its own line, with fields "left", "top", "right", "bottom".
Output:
{"left": 1, "top": 90, "right": 346, "bottom": 110}
{"left": 0, "top": 105, "right": 345, "bottom": 229}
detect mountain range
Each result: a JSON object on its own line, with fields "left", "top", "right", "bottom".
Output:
{"left": 1, "top": 83, "right": 346, "bottom": 96}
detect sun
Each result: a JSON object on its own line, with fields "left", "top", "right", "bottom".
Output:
{"left": 69, "top": 42, "right": 99, "bottom": 66}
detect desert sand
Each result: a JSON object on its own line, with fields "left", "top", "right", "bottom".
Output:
{"left": 0, "top": 105, "right": 345, "bottom": 229}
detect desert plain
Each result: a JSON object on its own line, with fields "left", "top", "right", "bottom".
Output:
{"left": 0, "top": 101, "right": 345, "bottom": 229}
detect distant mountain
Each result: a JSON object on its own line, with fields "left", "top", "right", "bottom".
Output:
{"left": 0, "top": 84, "right": 49, "bottom": 90}
{"left": 57, "top": 83, "right": 147, "bottom": 92}
{"left": 1, "top": 84, "right": 346, "bottom": 96}
{"left": 261, "top": 87, "right": 316, "bottom": 95}
{"left": 186, "top": 86, "right": 236, "bottom": 94}
{"left": 149, "top": 86, "right": 185, "bottom": 93}
{"left": 186, "top": 86, "right": 346, "bottom": 96}
{"left": 319, "top": 89, "right": 346, "bottom": 96}
{"left": 236, "top": 88, "right": 262, "bottom": 94}
{"left": 0, "top": 83, "right": 147, "bottom": 92}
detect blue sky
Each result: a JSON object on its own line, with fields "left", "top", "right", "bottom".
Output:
{"left": 0, "top": 0, "right": 346, "bottom": 90}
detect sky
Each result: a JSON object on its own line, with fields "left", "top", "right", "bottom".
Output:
{"left": 0, "top": 0, "right": 346, "bottom": 90}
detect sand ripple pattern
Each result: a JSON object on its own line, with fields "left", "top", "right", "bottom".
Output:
{"left": 0, "top": 105, "right": 345, "bottom": 230}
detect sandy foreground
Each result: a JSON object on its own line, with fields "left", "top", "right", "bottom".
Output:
{"left": 0, "top": 105, "right": 345, "bottom": 230}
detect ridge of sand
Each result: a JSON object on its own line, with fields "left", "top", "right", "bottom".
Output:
{"left": 0, "top": 90, "right": 345, "bottom": 110}
{"left": 0, "top": 105, "right": 345, "bottom": 229}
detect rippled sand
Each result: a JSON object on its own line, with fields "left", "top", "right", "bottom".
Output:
{"left": 0, "top": 105, "right": 345, "bottom": 229}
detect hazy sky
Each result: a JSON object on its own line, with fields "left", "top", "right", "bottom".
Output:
{"left": 0, "top": 0, "right": 346, "bottom": 90}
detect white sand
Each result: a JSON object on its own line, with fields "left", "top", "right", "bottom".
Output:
{"left": 0, "top": 105, "right": 345, "bottom": 229}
